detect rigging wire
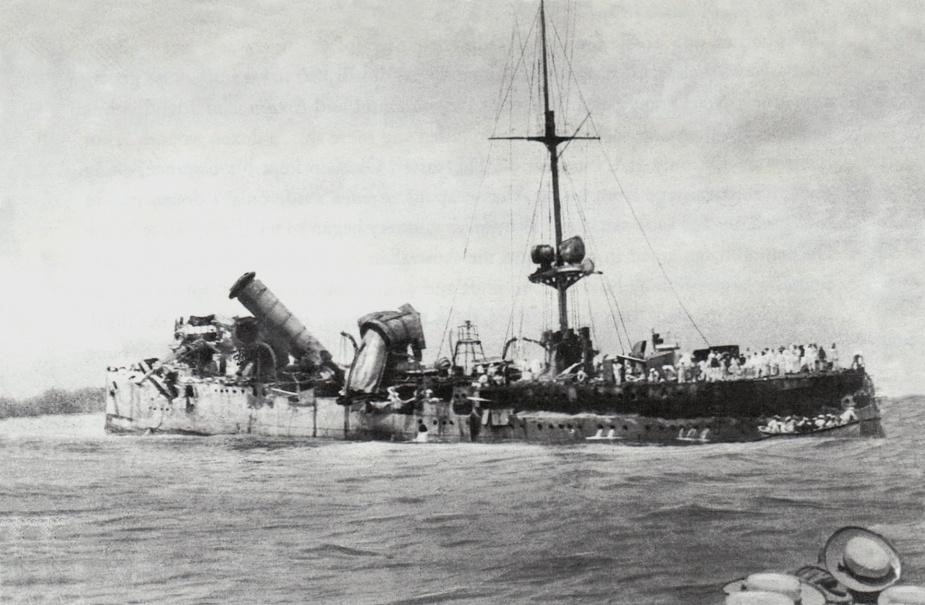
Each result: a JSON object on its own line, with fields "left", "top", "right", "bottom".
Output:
{"left": 506, "top": 24, "right": 517, "bottom": 343}
{"left": 561, "top": 160, "right": 628, "bottom": 348}
{"left": 490, "top": 6, "right": 540, "bottom": 137}
{"left": 569, "top": 1, "right": 577, "bottom": 84}
{"left": 581, "top": 278, "right": 599, "bottom": 345}
{"left": 596, "top": 146, "right": 712, "bottom": 347}
{"left": 599, "top": 279, "right": 627, "bottom": 353}
{"left": 508, "top": 143, "right": 515, "bottom": 336}
{"left": 492, "top": 25, "right": 517, "bottom": 129}
{"left": 435, "top": 140, "right": 497, "bottom": 360}
{"left": 558, "top": 111, "right": 592, "bottom": 158}
{"left": 504, "top": 156, "right": 548, "bottom": 344}
{"left": 558, "top": 1, "right": 570, "bottom": 123}
{"left": 549, "top": 19, "right": 712, "bottom": 347}
{"left": 604, "top": 280, "right": 634, "bottom": 350}
{"left": 549, "top": 43, "right": 568, "bottom": 132}
{"left": 437, "top": 8, "right": 537, "bottom": 358}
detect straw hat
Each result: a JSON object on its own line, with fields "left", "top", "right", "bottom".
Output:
{"left": 725, "top": 591, "right": 795, "bottom": 605}
{"left": 822, "top": 527, "right": 901, "bottom": 593}
{"left": 723, "top": 573, "right": 825, "bottom": 605}
{"left": 793, "top": 565, "right": 852, "bottom": 604}
{"left": 879, "top": 586, "right": 925, "bottom": 605}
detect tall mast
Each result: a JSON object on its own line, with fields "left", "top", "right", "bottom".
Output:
{"left": 490, "top": 0, "right": 599, "bottom": 359}
{"left": 538, "top": 0, "right": 568, "bottom": 334}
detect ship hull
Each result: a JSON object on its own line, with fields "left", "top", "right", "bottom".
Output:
{"left": 105, "top": 368, "right": 881, "bottom": 444}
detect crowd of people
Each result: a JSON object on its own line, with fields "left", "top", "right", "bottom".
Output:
{"left": 470, "top": 364, "right": 510, "bottom": 388}
{"left": 617, "top": 343, "right": 863, "bottom": 385}
{"left": 454, "top": 343, "right": 863, "bottom": 388}
{"left": 759, "top": 408, "right": 857, "bottom": 434}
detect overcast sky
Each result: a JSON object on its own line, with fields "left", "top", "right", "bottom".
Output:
{"left": 1, "top": 0, "right": 923, "bottom": 398}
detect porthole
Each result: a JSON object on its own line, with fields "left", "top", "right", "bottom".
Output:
{"left": 622, "top": 425, "right": 628, "bottom": 431}
{"left": 537, "top": 424, "right": 543, "bottom": 431}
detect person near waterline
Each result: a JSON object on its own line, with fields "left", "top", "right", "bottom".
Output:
{"left": 468, "top": 405, "right": 482, "bottom": 442}
{"left": 415, "top": 419, "right": 428, "bottom": 443}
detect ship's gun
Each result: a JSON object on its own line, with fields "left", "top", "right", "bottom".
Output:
{"left": 228, "top": 272, "right": 335, "bottom": 379}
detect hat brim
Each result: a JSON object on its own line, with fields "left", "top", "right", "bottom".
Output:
{"left": 823, "top": 527, "right": 902, "bottom": 593}
{"left": 793, "top": 565, "right": 853, "bottom": 604}
{"left": 722, "top": 578, "right": 826, "bottom": 605}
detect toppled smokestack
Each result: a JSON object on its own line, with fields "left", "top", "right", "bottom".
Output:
{"left": 229, "top": 272, "right": 329, "bottom": 368}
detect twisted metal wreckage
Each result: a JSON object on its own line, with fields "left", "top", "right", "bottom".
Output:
{"left": 105, "top": 1, "right": 881, "bottom": 444}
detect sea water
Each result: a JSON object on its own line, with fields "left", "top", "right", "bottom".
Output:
{"left": 1, "top": 397, "right": 923, "bottom": 604}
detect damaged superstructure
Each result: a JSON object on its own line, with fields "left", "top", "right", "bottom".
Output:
{"left": 105, "top": 272, "right": 443, "bottom": 440}
{"left": 105, "top": 270, "right": 881, "bottom": 444}
{"left": 105, "top": 1, "right": 882, "bottom": 444}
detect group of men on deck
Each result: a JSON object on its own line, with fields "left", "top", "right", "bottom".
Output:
{"left": 614, "top": 342, "right": 863, "bottom": 385}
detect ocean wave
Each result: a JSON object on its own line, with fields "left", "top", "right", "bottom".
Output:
{"left": 2, "top": 397, "right": 924, "bottom": 603}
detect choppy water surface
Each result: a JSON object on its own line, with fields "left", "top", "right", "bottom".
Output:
{"left": 1, "top": 397, "right": 923, "bottom": 604}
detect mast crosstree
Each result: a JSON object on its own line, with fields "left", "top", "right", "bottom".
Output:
{"left": 489, "top": 0, "right": 599, "bottom": 337}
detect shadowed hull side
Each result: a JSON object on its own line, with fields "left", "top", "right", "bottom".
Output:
{"left": 105, "top": 368, "right": 881, "bottom": 444}
{"left": 474, "top": 369, "right": 873, "bottom": 419}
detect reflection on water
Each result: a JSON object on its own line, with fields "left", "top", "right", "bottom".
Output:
{"left": 1, "top": 397, "right": 923, "bottom": 604}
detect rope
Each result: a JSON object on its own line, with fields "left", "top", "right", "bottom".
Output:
{"left": 596, "top": 144, "right": 711, "bottom": 347}
{"left": 504, "top": 156, "right": 548, "bottom": 344}
{"left": 564, "top": 164, "right": 629, "bottom": 353}
{"left": 439, "top": 6, "right": 544, "bottom": 358}
{"left": 604, "top": 280, "right": 633, "bottom": 352}
{"left": 436, "top": 139, "right": 496, "bottom": 359}
{"left": 549, "top": 20, "right": 712, "bottom": 347}
{"left": 599, "top": 279, "right": 626, "bottom": 353}
{"left": 582, "top": 279, "right": 598, "bottom": 344}
{"left": 490, "top": 6, "right": 540, "bottom": 138}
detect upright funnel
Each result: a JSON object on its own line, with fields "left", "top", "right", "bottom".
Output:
{"left": 229, "top": 272, "right": 328, "bottom": 368}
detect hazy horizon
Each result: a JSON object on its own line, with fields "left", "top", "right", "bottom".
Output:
{"left": 2, "top": 1, "right": 923, "bottom": 398}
